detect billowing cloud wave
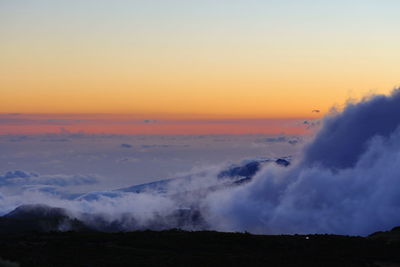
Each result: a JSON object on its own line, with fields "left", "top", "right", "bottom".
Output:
{"left": 205, "top": 90, "right": 400, "bottom": 235}
{"left": 1, "top": 90, "right": 400, "bottom": 235}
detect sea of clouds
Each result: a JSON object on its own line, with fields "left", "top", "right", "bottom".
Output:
{"left": 1, "top": 90, "right": 400, "bottom": 235}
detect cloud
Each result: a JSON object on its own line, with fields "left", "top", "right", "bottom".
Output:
{"left": 143, "top": 120, "right": 158, "bottom": 124}
{"left": 0, "top": 159, "right": 284, "bottom": 230}
{"left": 6, "top": 135, "right": 32, "bottom": 142}
{"left": 40, "top": 138, "right": 70, "bottom": 142}
{"left": 259, "top": 135, "right": 301, "bottom": 145}
{"left": 0, "top": 170, "right": 98, "bottom": 187}
{"left": 120, "top": 143, "right": 133, "bottom": 148}
{"left": 303, "top": 91, "right": 400, "bottom": 170}
{"left": 302, "top": 119, "right": 321, "bottom": 129}
{"left": 204, "top": 89, "right": 400, "bottom": 235}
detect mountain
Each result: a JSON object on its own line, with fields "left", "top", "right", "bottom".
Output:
{"left": 115, "top": 157, "right": 290, "bottom": 195}
{"left": 4, "top": 204, "right": 68, "bottom": 219}
{"left": 369, "top": 226, "right": 400, "bottom": 242}
{"left": 75, "top": 157, "right": 290, "bottom": 202}
{"left": 0, "top": 204, "right": 91, "bottom": 233}
{"left": 0, "top": 157, "right": 291, "bottom": 233}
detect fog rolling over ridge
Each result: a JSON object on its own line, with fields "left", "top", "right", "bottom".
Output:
{"left": 1, "top": 90, "right": 400, "bottom": 235}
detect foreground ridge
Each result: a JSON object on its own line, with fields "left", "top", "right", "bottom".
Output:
{"left": 0, "top": 229, "right": 400, "bottom": 267}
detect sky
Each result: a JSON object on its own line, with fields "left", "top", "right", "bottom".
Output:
{"left": 0, "top": 113, "right": 312, "bottom": 134}
{"left": 1, "top": 0, "right": 399, "bottom": 135}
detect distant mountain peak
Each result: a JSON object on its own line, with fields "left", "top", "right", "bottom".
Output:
{"left": 5, "top": 204, "right": 68, "bottom": 219}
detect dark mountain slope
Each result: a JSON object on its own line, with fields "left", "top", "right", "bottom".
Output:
{"left": 0, "top": 204, "right": 90, "bottom": 233}
{"left": 0, "top": 230, "right": 399, "bottom": 267}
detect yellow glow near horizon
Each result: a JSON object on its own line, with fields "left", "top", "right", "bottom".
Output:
{"left": 1, "top": 1, "right": 399, "bottom": 118}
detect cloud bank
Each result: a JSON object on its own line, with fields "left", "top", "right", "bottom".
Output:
{"left": 205, "top": 90, "right": 400, "bottom": 235}
{"left": 1, "top": 90, "right": 400, "bottom": 235}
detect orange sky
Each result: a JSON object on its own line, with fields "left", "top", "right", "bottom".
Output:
{"left": 0, "top": 114, "right": 310, "bottom": 135}
{"left": 1, "top": 1, "right": 399, "bottom": 127}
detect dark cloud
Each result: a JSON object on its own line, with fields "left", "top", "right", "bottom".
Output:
{"left": 120, "top": 144, "right": 133, "bottom": 148}
{"left": 263, "top": 136, "right": 287, "bottom": 143}
{"left": 258, "top": 135, "right": 301, "bottom": 145}
{"left": 143, "top": 120, "right": 157, "bottom": 124}
{"left": 40, "top": 138, "right": 70, "bottom": 142}
{"left": 302, "top": 119, "right": 321, "bottom": 129}
{"left": 141, "top": 144, "right": 170, "bottom": 149}
{"left": 1, "top": 170, "right": 38, "bottom": 180}
{"left": 7, "top": 135, "right": 32, "bottom": 142}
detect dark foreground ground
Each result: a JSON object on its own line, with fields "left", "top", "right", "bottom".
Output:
{"left": 0, "top": 229, "right": 400, "bottom": 267}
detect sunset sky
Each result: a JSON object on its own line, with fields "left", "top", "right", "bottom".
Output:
{"left": 1, "top": 0, "right": 399, "bottom": 133}
{"left": 2, "top": 1, "right": 400, "bottom": 239}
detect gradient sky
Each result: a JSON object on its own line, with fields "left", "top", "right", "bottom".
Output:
{"left": 1, "top": 0, "right": 399, "bottom": 125}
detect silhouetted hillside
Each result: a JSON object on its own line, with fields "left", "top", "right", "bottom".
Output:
{"left": 0, "top": 229, "right": 400, "bottom": 267}
{"left": 0, "top": 204, "right": 90, "bottom": 233}
{"left": 369, "top": 226, "right": 400, "bottom": 242}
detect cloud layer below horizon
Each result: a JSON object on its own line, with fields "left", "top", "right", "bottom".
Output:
{"left": 1, "top": 91, "right": 400, "bottom": 235}
{"left": 0, "top": 114, "right": 308, "bottom": 135}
